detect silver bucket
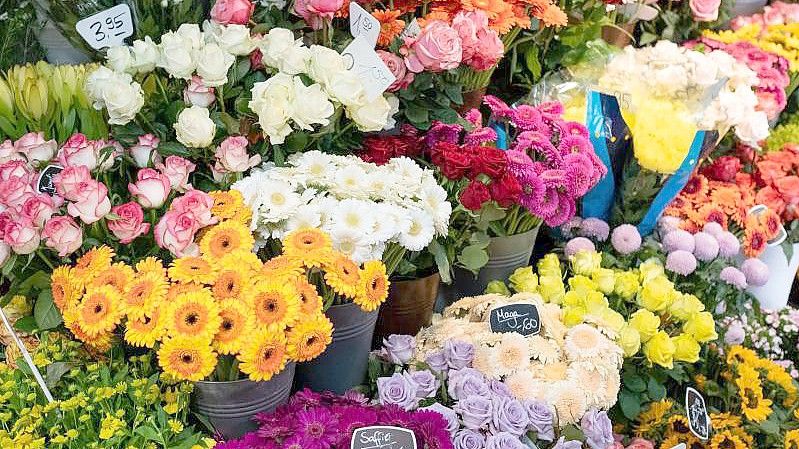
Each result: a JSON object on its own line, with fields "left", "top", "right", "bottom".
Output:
{"left": 453, "top": 226, "right": 540, "bottom": 298}
{"left": 295, "top": 302, "right": 379, "bottom": 394}
{"left": 192, "top": 362, "right": 295, "bottom": 439}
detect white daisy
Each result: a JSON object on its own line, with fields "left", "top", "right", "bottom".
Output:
{"left": 398, "top": 208, "right": 435, "bottom": 251}
{"left": 283, "top": 203, "right": 322, "bottom": 233}
{"left": 418, "top": 183, "right": 452, "bottom": 236}
{"left": 292, "top": 150, "right": 334, "bottom": 182}
{"left": 329, "top": 199, "right": 376, "bottom": 239}
{"left": 332, "top": 165, "right": 368, "bottom": 198}
{"left": 327, "top": 226, "right": 372, "bottom": 263}
{"left": 370, "top": 203, "right": 404, "bottom": 243}
{"left": 255, "top": 179, "right": 302, "bottom": 223}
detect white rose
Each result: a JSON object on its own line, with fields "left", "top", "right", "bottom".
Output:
{"left": 290, "top": 78, "right": 334, "bottom": 130}
{"left": 307, "top": 45, "right": 346, "bottom": 86}
{"left": 735, "top": 111, "right": 769, "bottom": 145}
{"left": 175, "top": 23, "right": 203, "bottom": 50}
{"left": 250, "top": 74, "right": 294, "bottom": 144}
{"left": 348, "top": 94, "right": 391, "bottom": 132}
{"left": 103, "top": 77, "right": 144, "bottom": 125}
{"left": 383, "top": 94, "right": 399, "bottom": 131}
{"left": 85, "top": 66, "right": 116, "bottom": 108}
{"left": 158, "top": 33, "right": 196, "bottom": 79}
{"left": 260, "top": 28, "right": 310, "bottom": 75}
{"left": 106, "top": 46, "right": 133, "bottom": 74}
{"left": 195, "top": 42, "right": 235, "bottom": 87}
{"left": 174, "top": 106, "right": 216, "bottom": 147}
{"left": 130, "top": 36, "right": 159, "bottom": 74}
{"left": 204, "top": 21, "right": 255, "bottom": 56}
{"left": 325, "top": 71, "right": 365, "bottom": 107}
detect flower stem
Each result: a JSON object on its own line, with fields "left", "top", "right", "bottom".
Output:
{"left": 36, "top": 250, "right": 55, "bottom": 271}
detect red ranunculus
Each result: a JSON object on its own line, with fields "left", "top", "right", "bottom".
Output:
{"left": 471, "top": 146, "right": 507, "bottom": 179}
{"left": 361, "top": 136, "right": 398, "bottom": 165}
{"left": 460, "top": 180, "right": 491, "bottom": 211}
{"left": 431, "top": 142, "right": 472, "bottom": 180}
{"left": 489, "top": 172, "right": 522, "bottom": 207}
{"left": 702, "top": 155, "right": 741, "bottom": 182}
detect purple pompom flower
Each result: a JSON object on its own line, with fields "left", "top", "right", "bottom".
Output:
{"left": 717, "top": 231, "right": 741, "bottom": 258}
{"left": 694, "top": 231, "right": 720, "bottom": 262}
{"left": 565, "top": 237, "right": 596, "bottom": 257}
{"left": 720, "top": 266, "right": 748, "bottom": 289}
{"left": 741, "top": 258, "right": 769, "bottom": 287}
{"left": 611, "top": 224, "right": 642, "bottom": 255}
{"left": 579, "top": 217, "right": 610, "bottom": 241}
{"left": 703, "top": 221, "right": 724, "bottom": 237}
{"left": 662, "top": 229, "right": 695, "bottom": 253}
{"left": 666, "top": 250, "right": 698, "bottom": 276}
{"left": 657, "top": 216, "right": 682, "bottom": 236}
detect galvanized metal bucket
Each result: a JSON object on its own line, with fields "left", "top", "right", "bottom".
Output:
{"left": 295, "top": 302, "right": 379, "bottom": 394}
{"left": 192, "top": 362, "right": 295, "bottom": 439}
{"left": 453, "top": 226, "right": 540, "bottom": 298}
{"left": 373, "top": 272, "right": 440, "bottom": 346}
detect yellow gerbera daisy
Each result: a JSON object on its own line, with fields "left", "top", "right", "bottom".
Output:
{"left": 73, "top": 246, "right": 115, "bottom": 283}
{"left": 736, "top": 376, "right": 773, "bottom": 423}
{"left": 282, "top": 228, "right": 333, "bottom": 268}
{"left": 51, "top": 265, "right": 81, "bottom": 311}
{"left": 354, "top": 260, "right": 389, "bottom": 312}
{"left": 164, "top": 289, "right": 221, "bottom": 341}
{"left": 217, "top": 251, "right": 263, "bottom": 276}
{"left": 246, "top": 282, "right": 300, "bottom": 331}
{"left": 211, "top": 269, "right": 248, "bottom": 302}
{"left": 124, "top": 309, "right": 164, "bottom": 348}
{"left": 76, "top": 286, "right": 124, "bottom": 337}
{"left": 135, "top": 256, "right": 168, "bottom": 278}
{"left": 323, "top": 254, "right": 360, "bottom": 299}
{"left": 169, "top": 257, "right": 217, "bottom": 284}
{"left": 260, "top": 255, "right": 304, "bottom": 280}
{"left": 294, "top": 278, "right": 322, "bottom": 315}
{"left": 287, "top": 313, "right": 333, "bottom": 362}
{"left": 210, "top": 190, "right": 249, "bottom": 222}
{"left": 199, "top": 220, "right": 254, "bottom": 260}
{"left": 214, "top": 301, "right": 253, "bottom": 355}
{"left": 709, "top": 431, "right": 746, "bottom": 449}
{"left": 238, "top": 330, "right": 288, "bottom": 382}
{"left": 167, "top": 282, "right": 206, "bottom": 301}
{"left": 786, "top": 429, "right": 799, "bottom": 449}
{"left": 157, "top": 336, "right": 217, "bottom": 382}
{"left": 123, "top": 272, "right": 168, "bottom": 320}
{"left": 88, "top": 262, "right": 135, "bottom": 293}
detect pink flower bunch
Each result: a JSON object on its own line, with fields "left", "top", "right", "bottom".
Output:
{"left": 401, "top": 11, "right": 503, "bottom": 74}
{"left": 154, "top": 190, "right": 217, "bottom": 257}
{"left": 57, "top": 133, "right": 121, "bottom": 171}
{"left": 687, "top": 38, "right": 790, "bottom": 120}
{"left": 293, "top": 0, "right": 344, "bottom": 29}
{"left": 212, "top": 135, "right": 261, "bottom": 180}
{"left": 210, "top": 0, "right": 255, "bottom": 25}
{"left": 731, "top": 1, "right": 799, "bottom": 30}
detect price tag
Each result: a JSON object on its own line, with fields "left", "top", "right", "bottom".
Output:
{"left": 37, "top": 164, "right": 63, "bottom": 196}
{"left": 669, "top": 445, "right": 686, "bottom": 449}
{"left": 686, "top": 387, "right": 711, "bottom": 440}
{"left": 401, "top": 19, "right": 421, "bottom": 40}
{"left": 351, "top": 426, "right": 417, "bottom": 449}
{"left": 341, "top": 35, "right": 396, "bottom": 101}
{"left": 489, "top": 303, "right": 541, "bottom": 336}
{"left": 349, "top": 2, "right": 380, "bottom": 48}
{"left": 75, "top": 4, "right": 134, "bottom": 50}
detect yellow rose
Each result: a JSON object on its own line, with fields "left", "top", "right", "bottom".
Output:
{"left": 595, "top": 307, "right": 626, "bottom": 333}
{"left": 570, "top": 250, "right": 602, "bottom": 276}
{"left": 539, "top": 275, "right": 565, "bottom": 304}
{"left": 614, "top": 270, "right": 640, "bottom": 300}
{"left": 563, "top": 290, "right": 583, "bottom": 307}
{"left": 629, "top": 309, "right": 661, "bottom": 343}
{"left": 583, "top": 290, "right": 609, "bottom": 312}
{"left": 537, "top": 254, "right": 562, "bottom": 278}
{"left": 485, "top": 280, "right": 511, "bottom": 296}
{"left": 669, "top": 293, "right": 705, "bottom": 321}
{"left": 672, "top": 334, "right": 700, "bottom": 363}
{"left": 618, "top": 325, "right": 641, "bottom": 357}
{"left": 592, "top": 268, "right": 616, "bottom": 294}
{"left": 563, "top": 306, "right": 586, "bottom": 326}
{"left": 644, "top": 331, "right": 676, "bottom": 369}
{"left": 639, "top": 258, "right": 665, "bottom": 283}
{"left": 509, "top": 267, "right": 538, "bottom": 293}
{"left": 569, "top": 275, "right": 598, "bottom": 293}
{"left": 683, "top": 311, "right": 718, "bottom": 343}
{"left": 637, "top": 275, "right": 675, "bottom": 312}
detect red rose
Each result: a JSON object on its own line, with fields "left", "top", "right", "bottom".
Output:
{"left": 460, "top": 180, "right": 491, "bottom": 211}
{"left": 702, "top": 156, "right": 741, "bottom": 182}
{"left": 361, "top": 135, "right": 421, "bottom": 165}
{"left": 489, "top": 172, "right": 522, "bottom": 207}
{"left": 471, "top": 146, "right": 507, "bottom": 179}
{"left": 431, "top": 142, "right": 472, "bottom": 180}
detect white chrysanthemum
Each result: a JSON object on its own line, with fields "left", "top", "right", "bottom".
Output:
{"left": 494, "top": 333, "right": 531, "bottom": 377}
{"left": 256, "top": 179, "right": 303, "bottom": 223}
{"left": 503, "top": 372, "right": 544, "bottom": 401}
{"left": 329, "top": 199, "right": 376, "bottom": 239}
{"left": 398, "top": 208, "right": 435, "bottom": 251}
{"left": 418, "top": 181, "right": 452, "bottom": 236}
{"left": 540, "top": 361, "right": 569, "bottom": 382}
{"left": 528, "top": 335, "right": 561, "bottom": 365}
{"left": 548, "top": 381, "right": 588, "bottom": 425}
{"left": 564, "top": 324, "right": 605, "bottom": 360}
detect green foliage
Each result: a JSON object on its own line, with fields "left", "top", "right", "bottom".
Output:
{"left": 0, "top": 0, "right": 44, "bottom": 71}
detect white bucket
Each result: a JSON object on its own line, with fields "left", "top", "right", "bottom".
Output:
{"left": 746, "top": 205, "right": 797, "bottom": 311}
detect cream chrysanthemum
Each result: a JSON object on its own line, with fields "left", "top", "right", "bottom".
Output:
{"left": 528, "top": 335, "right": 561, "bottom": 364}
{"left": 494, "top": 333, "right": 531, "bottom": 377}
{"left": 564, "top": 324, "right": 604, "bottom": 360}
{"left": 503, "top": 371, "right": 544, "bottom": 401}
{"left": 548, "top": 381, "right": 588, "bottom": 425}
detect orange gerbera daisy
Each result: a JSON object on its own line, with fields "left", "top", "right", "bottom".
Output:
{"left": 418, "top": 9, "right": 452, "bottom": 27}
{"left": 489, "top": 2, "right": 516, "bottom": 34}
{"left": 696, "top": 203, "right": 729, "bottom": 229}
{"left": 294, "top": 277, "right": 323, "bottom": 315}
{"left": 681, "top": 175, "right": 709, "bottom": 200}
{"left": 460, "top": 0, "right": 503, "bottom": 18}
{"left": 744, "top": 226, "right": 768, "bottom": 258}
{"left": 538, "top": 3, "right": 568, "bottom": 27}
{"left": 373, "top": 9, "right": 405, "bottom": 47}
{"left": 757, "top": 209, "right": 782, "bottom": 239}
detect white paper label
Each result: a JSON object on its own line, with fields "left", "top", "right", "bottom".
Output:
{"left": 349, "top": 2, "right": 380, "bottom": 48}
{"left": 75, "top": 4, "right": 134, "bottom": 50}
{"left": 342, "top": 35, "right": 396, "bottom": 101}
{"left": 401, "top": 18, "right": 421, "bottom": 40}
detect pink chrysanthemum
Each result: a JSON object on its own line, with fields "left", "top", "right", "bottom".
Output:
{"left": 464, "top": 108, "right": 482, "bottom": 127}
{"left": 717, "top": 231, "right": 741, "bottom": 258}
{"left": 511, "top": 105, "right": 544, "bottom": 131}
{"left": 558, "top": 121, "right": 590, "bottom": 140}
{"left": 483, "top": 95, "right": 512, "bottom": 119}
{"left": 519, "top": 172, "right": 545, "bottom": 212}
{"left": 741, "top": 258, "right": 769, "bottom": 287}
{"left": 666, "top": 250, "right": 698, "bottom": 276}
{"left": 544, "top": 192, "right": 576, "bottom": 227}
{"left": 465, "top": 127, "right": 497, "bottom": 146}
{"left": 578, "top": 217, "right": 610, "bottom": 241}
{"left": 423, "top": 122, "right": 462, "bottom": 148}
{"left": 558, "top": 135, "right": 592, "bottom": 156}
{"left": 565, "top": 237, "right": 596, "bottom": 257}
{"left": 720, "top": 266, "right": 747, "bottom": 289}
{"left": 611, "top": 224, "right": 641, "bottom": 255}
{"left": 532, "top": 185, "right": 560, "bottom": 218}
{"left": 293, "top": 408, "right": 339, "bottom": 449}
{"left": 693, "top": 231, "right": 720, "bottom": 262}
{"left": 662, "top": 229, "right": 695, "bottom": 253}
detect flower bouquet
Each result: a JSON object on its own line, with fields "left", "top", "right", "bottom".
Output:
{"left": 721, "top": 304, "right": 799, "bottom": 379}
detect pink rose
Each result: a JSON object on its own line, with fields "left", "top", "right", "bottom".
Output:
{"left": 20, "top": 194, "right": 56, "bottom": 227}
{"left": 67, "top": 180, "right": 111, "bottom": 224}
{"left": 452, "top": 11, "right": 503, "bottom": 71}
{"left": 129, "top": 134, "right": 161, "bottom": 168}
{"left": 214, "top": 136, "right": 261, "bottom": 173}
{"left": 378, "top": 50, "right": 415, "bottom": 92}
{"left": 128, "top": 168, "right": 171, "bottom": 209}
{"left": 609, "top": 443, "right": 624, "bottom": 449}
{"left": 57, "top": 133, "right": 98, "bottom": 169}
{"left": 403, "top": 21, "right": 462, "bottom": 73}
{"left": 154, "top": 210, "right": 200, "bottom": 257}
{"left": 156, "top": 156, "right": 196, "bottom": 192}
{"left": 108, "top": 202, "right": 150, "bottom": 244}
{"left": 171, "top": 189, "right": 217, "bottom": 227}
{"left": 689, "top": 0, "right": 721, "bottom": 21}
{"left": 758, "top": 87, "right": 788, "bottom": 121}
{"left": 0, "top": 160, "right": 33, "bottom": 182}
{"left": 210, "top": 0, "right": 254, "bottom": 25}
{"left": 0, "top": 176, "right": 35, "bottom": 209}
{"left": 4, "top": 219, "right": 40, "bottom": 254}
{"left": 0, "top": 213, "right": 11, "bottom": 240}
{"left": 14, "top": 132, "right": 57, "bottom": 164}
{"left": 0, "top": 140, "right": 23, "bottom": 163}
{"left": 184, "top": 76, "right": 216, "bottom": 108}
{"left": 470, "top": 29, "right": 503, "bottom": 71}
{"left": 42, "top": 216, "right": 82, "bottom": 257}
{"left": 626, "top": 438, "right": 655, "bottom": 449}
{"left": 293, "top": 0, "right": 326, "bottom": 29}
{"left": 53, "top": 165, "right": 93, "bottom": 202}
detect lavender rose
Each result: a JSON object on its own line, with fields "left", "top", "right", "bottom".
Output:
{"left": 489, "top": 379, "right": 513, "bottom": 398}
{"left": 485, "top": 432, "right": 526, "bottom": 449}
{"left": 553, "top": 436, "right": 583, "bottom": 449}
{"left": 406, "top": 370, "right": 440, "bottom": 399}
{"left": 454, "top": 394, "right": 492, "bottom": 430}
{"left": 377, "top": 373, "right": 419, "bottom": 411}
{"left": 425, "top": 350, "right": 449, "bottom": 374}
{"left": 422, "top": 403, "right": 459, "bottom": 436}
{"left": 581, "top": 409, "right": 614, "bottom": 449}
{"left": 380, "top": 334, "right": 416, "bottom": 364}
{"left": 524, "top": 400, "right": 555, "bottom": 441}
{"left": 444, "top": 340, "right": 475, "bottom": 369}
{"left": 454, "top": 430, "right": 486, "bottom": 449}
{"left": 448, "top": 368, "right": 490, "bottom": 400}
{"left": 491, "top": 396, "right": 530, "bottom": 436}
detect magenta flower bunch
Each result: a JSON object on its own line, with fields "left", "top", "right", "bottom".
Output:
{"left": 214, "top": 389, "right": 454, "bottom": 449}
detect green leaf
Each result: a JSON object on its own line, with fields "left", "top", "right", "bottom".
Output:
{"left": 219, "top": 112, "right": 240, "bottom": 135}
{"left": 458, "top": 245, "right": 489, "bottom": 271}
{"left": 623, "top": 372, "right": 647, "bottom": 393}
{"left": 158, "top": 141, "right": 192, "bottom": 157}
{"left": 758, "top": 418, "right": 780, "bottom": 435}
{"left": 405, "top": 103, "right": 429, "bottom": 126}
{"left": 135, "top": 426, "right": 160, "bottom": 441}
{"left": 13, "top": 316, "right": 37, "bottom": 333}
{"left": 619, "top": 388, "right": 642, "bottom": 420}
{"left": 45, "top": 362, "right": 73, "bottom": 388}
{"left": 427, "top": 240, "right": 451, "bottom": 284}
{"left": 647, "top": 377, "right": 666, "bottom": 401}
{"left": 229, "top": 59, "right": 252, "bottom": 86}
{"left": 33, "top": 290, "right": 62, "bottom": 330}
{"left": 284, "top": 132, "right": 310, "bottom": 152}
{"left": 524, "top": 46, "right": 541, "bottom": 81}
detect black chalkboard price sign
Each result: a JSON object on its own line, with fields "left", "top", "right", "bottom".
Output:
{"left": 37, "top": 165, "right": 63, "bottom": 196}
{"left": 489, "top": 303, "right": 541, "bottom": 336}
{"left": 686, "top": 387, "right": 711, "bottom": 440}
{"left": 351, "top": 426, "right": 417, "bottom": 449}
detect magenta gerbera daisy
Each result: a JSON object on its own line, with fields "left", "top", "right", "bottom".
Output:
{"left": 294, "top": 408, "right": 339, "bottom": 449}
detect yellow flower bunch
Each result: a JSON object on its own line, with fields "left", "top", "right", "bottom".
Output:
{"left": 704, "top": 23, "right": 799, "bottom": 70}
{"left": 726, "top": 345, "right": 799, "bottom": 424}
{"left": 622, "top": 98, "right": 698, "bottom": 174}
{"left": 503, "top": 251, "right": 716, "bottom": 370}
